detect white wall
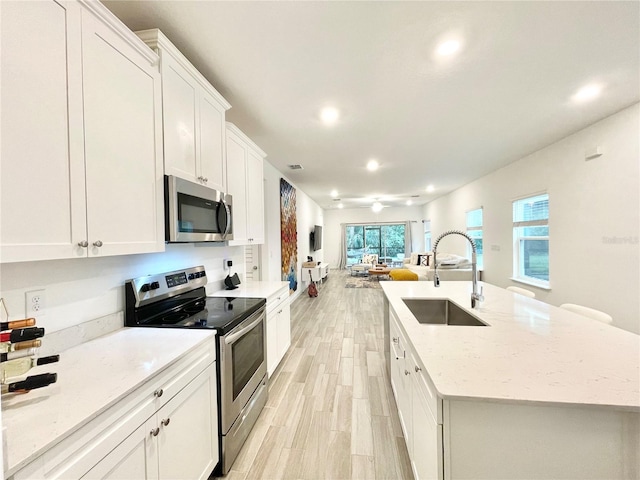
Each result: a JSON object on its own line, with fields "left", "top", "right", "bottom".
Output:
{"left": 262, "top": 161, "right": 323, "bottom": 298}
{"left": 422, "top": 103, "right": 640, "bottom": 333}
{"left": 323, "top": 205, "right": 425, "bottom": 267}
{"left": 0, "top": 243, "right": 245, "bottom": 333}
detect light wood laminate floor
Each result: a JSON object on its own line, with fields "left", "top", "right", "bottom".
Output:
{"left": 223, "top": 271, "right": 413, "bottom": 480}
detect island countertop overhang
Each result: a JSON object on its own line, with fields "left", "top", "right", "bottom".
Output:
{"left": 381, "top": 281, "right": 640, "bottom": 411}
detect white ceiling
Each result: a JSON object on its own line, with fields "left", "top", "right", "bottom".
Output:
{"left": 104, "top": 1, "right": 639, "bottom": 210}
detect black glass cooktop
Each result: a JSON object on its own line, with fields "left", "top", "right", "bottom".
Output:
{"left": 134, "top": 293, "right": 265, "bottom": 335}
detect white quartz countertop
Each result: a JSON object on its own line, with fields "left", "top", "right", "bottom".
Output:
{"left": 2, "top": 327, "right": 215, "bottom": 476}
{"left": 209, "top": 280, "right": 289, "bottom": 299}
{"left": 381, "top": 281, "right": 640, "bottom": 411}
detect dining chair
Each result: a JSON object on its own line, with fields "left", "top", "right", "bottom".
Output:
{"left": 559, "top": 303, "right": 613, "bottom": 324}
{"left": 506, "top": 286, "right": 536, "bottom": 298}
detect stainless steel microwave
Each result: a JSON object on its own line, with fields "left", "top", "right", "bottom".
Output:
{"left": 165, "top": 175, "right": 233, "bottom": 242}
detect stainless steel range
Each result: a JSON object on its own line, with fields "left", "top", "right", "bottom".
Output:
{"left": 125, "top": 265, "right": 268, "bottom": 475}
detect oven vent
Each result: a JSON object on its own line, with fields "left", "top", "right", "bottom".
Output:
{"left": 288, "top": 164, "right": 304, "bottom": 170}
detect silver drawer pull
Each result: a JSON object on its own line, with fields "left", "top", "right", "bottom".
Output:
{"left": 404, "top": 370, "right": 410, "bottom": 376}
{"left": 93, "top": 240, "right": 103, "bottom": 247}
{"left": 77, "top": 240, "right": 88, "bottom": 248}
{"left": 392, "top": 337, "right": 399, "bottom": 344}
{"left": 150, "top": 427, "right": 160, "bottom": 437}
{"left": 415, "top": 366, "right": 422, "bottom": 373}
{"left": 161, "top": 418, "right": 170, "bottom": 427}
{"left": 154, "top": 388, "right": 164, "bottom": 398}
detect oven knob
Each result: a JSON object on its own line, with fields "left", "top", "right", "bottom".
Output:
{"left": 198, "top": 271, "right": 206, "bottom": 278}
{"left": 150, "top": 281, "right": 160, "bottom": 290}
{"left": 188, "top": 273, "right": 195, "bottom": 280}
{"left": 141, "top": 283, "right": 151, "bottom": 292}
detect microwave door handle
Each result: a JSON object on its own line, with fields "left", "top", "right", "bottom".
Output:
{"left": 224, "top": 314, "right": 263, "bottom": 345}
{"left": 223, "top": 201, "right": 231, "bottom": 236}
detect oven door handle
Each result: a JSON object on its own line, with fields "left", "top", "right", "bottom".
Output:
{"left": 224, "top": 313, "right": 263, "bottom": 345}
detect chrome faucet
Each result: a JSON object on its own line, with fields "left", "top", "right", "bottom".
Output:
{"left": 432, "top": 230, "right": 484, "bottom": 309}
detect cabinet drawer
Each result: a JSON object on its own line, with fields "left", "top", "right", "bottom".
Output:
{"left": 266, "top": 286, "right": 289, "bottom": 314}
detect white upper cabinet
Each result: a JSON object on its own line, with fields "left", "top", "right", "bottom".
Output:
{"left": 226, "top": 123, "right": 266, "bottom": 246}
{"left": 0, "top": 0, "right": 164, "bottom": 263}
{"left": 137, "top": 29, "right": 231, "bottom": 194}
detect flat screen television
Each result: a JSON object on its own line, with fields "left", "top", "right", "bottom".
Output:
{"left": 310, "top": 225, "right": 322, "bottom": 251}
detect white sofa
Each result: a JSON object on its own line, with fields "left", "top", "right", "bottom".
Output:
{"left": 402, "top": 252, "right": 480, "bottom": 281}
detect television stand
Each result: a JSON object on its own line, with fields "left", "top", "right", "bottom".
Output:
{"left": 303, "top": 262, "right": 329, "bottom": 284}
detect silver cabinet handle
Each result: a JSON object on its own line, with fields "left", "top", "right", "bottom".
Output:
{"left": 404, "top": 370, "right": 410, "bottom": 376}
{"left": 161, "top": 418, "right": 170, "bottom": 427}
{"left": 203, "top": 177, "right": 208, "bottom": 183}
{"left": 392, "top": 337, "right": 399, "bottom": 344}
{"left": 77, "top": 241, "right": 88, "bottom": 248}
{"left": 154, "top": 388, "right": 164, "bottom": 398}
{"left": 150, "top": 427, "right": 160, "bottom": 437}
{"left": 93, "top": 240, "right": 103, "bottom": 247}
{"left": 415, "top": 366, "right": 422, "bottom": 373}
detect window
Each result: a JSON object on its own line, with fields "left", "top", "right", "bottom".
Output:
{"left": 466, "top": 208, "right": 483, "bottom": 269}
{"left": 513, "top": 194, "right": 549, "bottom": 286}
{"left": 346, "top": 224, "right": 406, "bottom": 266}
{"left": 423, "top": 220, "right": 432, "bottom": 252}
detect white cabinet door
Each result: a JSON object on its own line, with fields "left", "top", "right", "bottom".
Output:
{"left": 156, "top": 365, "right": 218, "bottom": 480}
{"left": 266, "top": 311, "right": 278, "bottom": 377}
{"left": 246, "top": 149, "right": 264, "bottom": 244}
{"left": 81, "top": 9, "right": 164, "bottom": 257}
{"left": 390, "top": 311, "right": 412, "bottom": 445}
{"left": 199, "top": 92, "right": 227, "bottom": 193}
{"left": 0, "top": 0, "right": 86, "bottom": 262}
{"left": 410, "top": 352, "right": 442, "bottom": 480}
{"left": 226, "top": 130, "right": 248, "bottom": 245}
{"left": 277, "top": 302, "right": 291, "bottom": 362}
{"left": 162, "top": 55, "right": 198, "bottom": 183}
{"left": 138, "top": 29, "right": 230, "bottom": 192}
{"left": 82, "top": 418, "right": 159, "bottom": 480}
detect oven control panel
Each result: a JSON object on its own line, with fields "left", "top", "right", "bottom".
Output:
{"left": 166, "top": 272, "right": 188, "bottom": 288}
{"left": 126, "top": 266, "right": 208, "bottom": 307}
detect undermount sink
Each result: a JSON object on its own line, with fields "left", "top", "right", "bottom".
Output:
{"left": 402, "top": 298, "right": 489, "bottom": 326}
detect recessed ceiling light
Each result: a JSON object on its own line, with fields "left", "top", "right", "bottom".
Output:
{"left": 372, "top": 202, "right": 383, "bottom": 213}
{"left": 572, "top": 84, "right": 603, "bottom": 103}
{"left": 406, "top": 200, "right": 413, "bottom": 206}
{"left": 320, "top": 107, "right": 340, "bottom": 125}
{"left": 330, "top": 189, "right": 338, "bottom": 198}
{"left": 367, "top": 159, "right": 379, "bottom": 171}
{"left": 338, "top": 203, "right": 344, "bottom": 209}
{"left": 436, "top": 39, "right": 462, "bottom": 57}
{"left": 426, "top": 184, "right": 435, "bottom": 193}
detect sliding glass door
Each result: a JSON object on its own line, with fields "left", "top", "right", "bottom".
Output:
{"left": 346, "top": 224, "right": 406, "bottom": 266}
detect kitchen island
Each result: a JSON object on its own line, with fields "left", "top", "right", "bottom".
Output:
{"left": 381, "top": 280, "right": 640, "bottom": 480}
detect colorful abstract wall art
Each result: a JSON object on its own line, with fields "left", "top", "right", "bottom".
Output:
{"left": 280, "top": 178, "right": 298, "bottom": 293}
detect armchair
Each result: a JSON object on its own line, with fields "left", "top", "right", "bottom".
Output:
{"left": 349, "top": 254, "right": 379, "bottom": 276}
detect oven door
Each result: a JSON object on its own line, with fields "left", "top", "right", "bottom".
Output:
{"left": 220, "top": 307, "right": 266, "bottom": 433}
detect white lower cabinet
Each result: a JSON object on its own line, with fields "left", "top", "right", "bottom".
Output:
{"left": 266, "top": 286, "right": 291, "bottom": 377}
{"left": 390, "top": 309, "right": 443, "bottom": 480}
{"left": 85, "top": 366, "right": 217, "bottom": 480}
{"left": 11, "top": 340, "right": 218, "bottom": 480}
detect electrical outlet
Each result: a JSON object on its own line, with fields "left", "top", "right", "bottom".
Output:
{"left": 26, "top": 289, "right": 46, "bottom": 318}
{"left": 491, "top": 245, "right": 501, "bottom": 252}
{"left": 224, "top": 259, "right": 232, "bottom": 270}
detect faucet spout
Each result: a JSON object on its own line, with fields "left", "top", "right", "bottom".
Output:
{"left": 432, "top": 230, "right": 483, "bottom": 309}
